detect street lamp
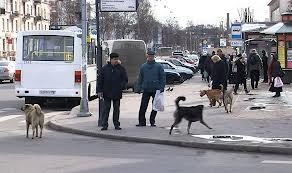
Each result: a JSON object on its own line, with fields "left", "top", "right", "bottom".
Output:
{"left": 77, "top": 0, "right": 92, "bottom": 117}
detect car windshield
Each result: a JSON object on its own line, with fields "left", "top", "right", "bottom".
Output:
{"left": 0, "top": 62, "right": 9, "bottom": 66}
{"left": 23, "top": 35, "right": 74, "bottom": 62}
{"left": 171, "top": 59, "right": 181, "bottom": 65}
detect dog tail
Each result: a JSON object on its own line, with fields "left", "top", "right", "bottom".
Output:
{"left": 34, "top": 104, "right": 42, "bottom": 116}
{"left": 175, "top": 96, "right": 186, "bottom": 108}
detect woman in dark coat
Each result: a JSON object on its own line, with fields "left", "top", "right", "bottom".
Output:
{"left": 268, "top": 54, "right": 283, "bottom": 97}
{"left": 211, "top": 55, "right": 227, "bottom": 90}
{"left": 233, "top": 54, "right": 249, "bottom": 95}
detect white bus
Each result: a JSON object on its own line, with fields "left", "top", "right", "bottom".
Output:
{"left": 102, "top": 39, "right": 146, "bottom": 90}
{"left": 15, "top": 30, "right": 98, "bottom": 104}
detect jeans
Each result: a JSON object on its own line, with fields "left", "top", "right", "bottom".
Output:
{"left": 138, "top": 92, "right": 157, "bottom": 125}
{"left": 102, "top": 99, "right": 121, "bottom": 128}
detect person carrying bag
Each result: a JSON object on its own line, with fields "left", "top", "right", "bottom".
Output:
{"left": 268, "top": 53, "right": 284, "bottom": 97}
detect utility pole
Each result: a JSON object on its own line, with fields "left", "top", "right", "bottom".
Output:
{"left": 95, "top": 0, "right": 103, "bottom": 126}
{"left": 78, "top": 0, "right": 92, "bottom": 117}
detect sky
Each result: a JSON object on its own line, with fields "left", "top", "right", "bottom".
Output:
{"left": 149, "top": 0, "right": 271, "bottom": 27}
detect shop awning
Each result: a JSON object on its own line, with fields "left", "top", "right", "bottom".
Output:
{"left": 261, "top": 22, "right": 292, "bottom": 34}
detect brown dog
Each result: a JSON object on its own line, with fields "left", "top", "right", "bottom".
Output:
{"left": 200, "top": 85, "right": 223, "bottom": 107}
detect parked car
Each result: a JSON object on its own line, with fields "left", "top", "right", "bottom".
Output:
{"left": 185, "top": 54, "right": 199, "bottom": 67}
{"left": 0, "top": 61, "right": 15, "bottom": 83}
{"left": 156, "top": 59, "right": 193, "bottom": 80}
{"left": 164, "top": 69, "right": 183, "bottom": 84}
{"left": 163, "top": 57, "right": 197, "bottom": 73}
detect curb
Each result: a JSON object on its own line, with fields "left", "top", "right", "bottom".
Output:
{"left": 47, "top": 120, "right": 292, "bottom": 155}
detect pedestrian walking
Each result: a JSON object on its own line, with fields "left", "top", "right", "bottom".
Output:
{"left": 211, "top": 55, "right": 227, "bottom": 90}
{"left": 261, "top": 50, "right": 269, "bottom": 83}
{"left": 136, "top": 50, "right": 166, "bottom": 127}
{"left": 199, "top": 53, "right": 208, "bottom": 81}
{"left": 268, "top": 54, "right": 284, "bottom": 97}
{"left": 247, "top": 49, "right": 262, "bottom": 89}
{"left": 233, "top": 54, "right": 249, "bottom": 95}
{"left": 204, "top": 55, "right": 214, "bottom": 83}
{"left": 97, "top": 53, "right": 128, "bottom": 131}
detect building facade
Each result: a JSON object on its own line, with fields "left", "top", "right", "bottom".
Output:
{"left": 0, "top": 0, "right": 50, "bottom": 60}
{"left": 269, "top": 0, "right": 291, "bottom": 22}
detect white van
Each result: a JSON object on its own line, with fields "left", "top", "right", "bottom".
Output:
{"left": 15, "top": 30, "right": 97, "bottom": 104}
{"left": 102, "top": 39, "right": 146, "bottom": 90}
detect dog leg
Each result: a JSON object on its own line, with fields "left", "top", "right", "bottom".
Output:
{"left": 230, "top": 104, "right": 232, "bottom": 113}
{"left": 32, "top": 127, "right": 35, "bottom": 139}
{"left": 200, "top": 120, "right": 212, "bottom": 129}
{"left": 26, "top": 123, "right": 29, "bottom": 138}
{"left": 39, "top": 124, "right": 43, "bottom": 138}
{"left": 187, "top": 121, "right": 192, "bottom": 134}
{"left": 36, "top": 125, "right": 38, "bottom": 137}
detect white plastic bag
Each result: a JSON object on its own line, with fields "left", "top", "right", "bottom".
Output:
{"left": 153, "top": 90, "right": 165, "bottom": 111}
{"left": 274, "top": 77, "right": 283, "bottom": 88}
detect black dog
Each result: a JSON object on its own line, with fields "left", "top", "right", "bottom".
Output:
{"left": 169, "top": 96, "right": 212, "bottom": 135}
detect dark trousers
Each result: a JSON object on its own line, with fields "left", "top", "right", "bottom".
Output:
{"left": 102, "top": 99, "right": 120, "bottom": 128}
{"left": 263, "top": 67, "right": 268, "bottom": 82}
{"left": 234, "top": 79, "right": 247, "bottom": 93}
{"left": 250, "top": 70, "right": 260, "bottom": 89}
{"left": 138, "top": 92, "right": 157, "bottom": 125}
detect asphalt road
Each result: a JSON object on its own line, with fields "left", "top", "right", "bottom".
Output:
{"left": 1, "top": 82, "right": 292, "bottom": 173}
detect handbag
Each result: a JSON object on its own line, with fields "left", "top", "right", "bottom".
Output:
{"left": 274, "top": 77, "right": 283, "bottom": 88}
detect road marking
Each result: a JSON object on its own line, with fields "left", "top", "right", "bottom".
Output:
{"left": 262, "top": 160, "right": 292, "bottom": 164}
{"left": 0, "top": 115, "right": 23, "bottom": 123}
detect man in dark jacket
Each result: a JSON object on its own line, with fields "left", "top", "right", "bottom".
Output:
{"left": 136, "top": 50, "right": 166, "bottom": 127}
{"left": 261, "top": 50, "right": 268, "bottom": 83}
{"left": 217, "top": 49, "right": 229, "bottom": 77}
{"left": 97, "top": 53, "right": 128, "bottom": 131}
{"left": 247, "top": 49, "right": 262, "bottom": 89}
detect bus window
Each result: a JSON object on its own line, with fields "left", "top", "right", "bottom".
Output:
{"left": 23, "top": 35, "right": 74, "bottom": 62}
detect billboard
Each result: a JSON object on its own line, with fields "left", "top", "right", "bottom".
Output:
{"left": 100, "top": 0, "right": 138, "bottom": 12}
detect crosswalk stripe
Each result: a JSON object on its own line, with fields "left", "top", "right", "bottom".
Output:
{"left": 0, "top": 115, "right": 23, "bottom": 123}
{"left": 262, "top": 160, "right": 292, "bottom": 164}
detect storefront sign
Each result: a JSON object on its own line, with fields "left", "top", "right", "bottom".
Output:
{"left": 278, "top": 41, "right": 286, "bottom": 68}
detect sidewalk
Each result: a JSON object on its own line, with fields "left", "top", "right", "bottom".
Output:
{"left": 48, "top": 76, "right": 292, "bottom": 155}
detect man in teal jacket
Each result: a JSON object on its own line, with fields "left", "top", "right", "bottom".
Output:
{"left": 136, "top": 50, "right": 166, "bottom": 127}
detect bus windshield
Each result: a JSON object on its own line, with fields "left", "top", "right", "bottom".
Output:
{"left": 23, "top": 35, "right": 74, "bottom": 62}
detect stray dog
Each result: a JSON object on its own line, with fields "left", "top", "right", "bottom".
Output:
{"left": 223, "top": 88, "right": 234, "bottom": 113}
{"left": 200, "top": 85, "right": 223, "bottom": 107}
{"left": 21, "top": 104, "right": 45, "bottom": 139}
{"left": 169, "top": 96, "right": 212, "bottom": 135}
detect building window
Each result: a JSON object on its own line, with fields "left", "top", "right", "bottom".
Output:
{"left": 26, "top": 4, "right": 29, "bottom": 15}
{"left": 31, "top": 6, "right": 33, "bottom": 15}
{"left": 6, "top": 19, "right": 9, "bottom": 31}
{"left": 44, "top": 25, "right": 47, "bottom": 30}
{"left": 38, "top": 7, "right": 40, "bottom": 16}
{"left": 14, "top": 1, "right": 17, "bottom": 11}
{"left": 2, "top": 18, "right": 4, "bottom": 32}
{"left": 2, "top": 39, "right": 5, "bottom": 51}
{"left": 15, "top": 20, "right": 18, "bottom": 32}
{"left": 31, "top": 23, "right": 33, "bottom": 30}
{"left": 27, "top": 22, "right": 29, "bottom": 30}
{"left": 11, "top": 20, "right": 14, "bottom": 32}
{"left": 38, "top": 24, "right": 40, "bottom": 30}
{"left": 44, "top": 9, "right": 46, "bottom": 19}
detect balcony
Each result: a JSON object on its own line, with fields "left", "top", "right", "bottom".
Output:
{"left": 34, "top": 16, "right": 43, "bottom": 22}
{"left": 34, "top": 0, "right": 41, "bottom": 4}
{"left": 10, "top": 11, "right": 20, "bottom": 19}
{"left": 23, "top": 14, "right": 31, "bottom": 21}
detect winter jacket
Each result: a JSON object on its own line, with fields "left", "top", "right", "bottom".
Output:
{"left": 211, "top": 60, "right": 227, "bottom": 90}
{"left": 137, "top": 60, "right": 166, "bottom": 93}
{"left": 270, "top": 60, "right": 282, "bottom": 78}
{"left": 235, "top": 59, "right": 247, "bottom": 84}
{"left": 247, "top": 53, "right": 262, "bottom": 72}
{"left": 97, "top": 63, "right": 128, "bottom": 100}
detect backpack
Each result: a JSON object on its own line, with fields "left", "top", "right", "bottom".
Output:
{"left": 250, "top": 55, "right": 257, "bottom": 65}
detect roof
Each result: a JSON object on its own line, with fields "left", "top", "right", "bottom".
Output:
{"left": 261, "top": 22, "right": 292, "bottom": 34}
{"left": 268, "top": 0, "right": 278, "bottom": 6}
{"left": 242, "top": 23, "right": 268, "bottom": 33}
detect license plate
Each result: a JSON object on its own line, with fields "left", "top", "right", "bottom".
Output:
{"left": 39, "top": 90, "right": 56, "bottom": 95}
